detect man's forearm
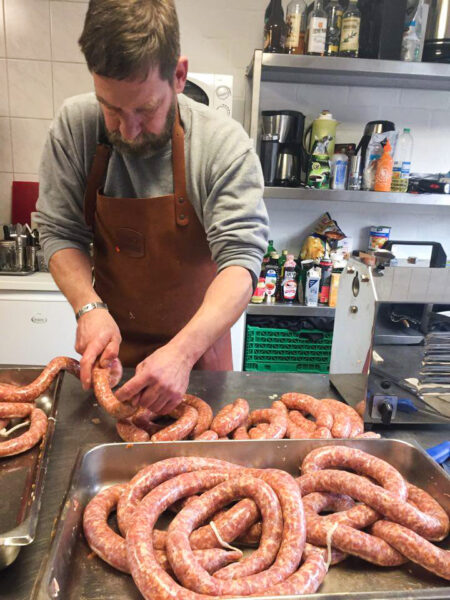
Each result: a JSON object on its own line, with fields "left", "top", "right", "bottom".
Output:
{"left": 49, "top": 248, "right": 102, "bottom": 313}
{"left": 169, "top": 266, "right": 253, "bottom": 365}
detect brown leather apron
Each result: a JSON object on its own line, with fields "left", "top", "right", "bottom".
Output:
{"left": 83, "top": 108, "right": 232, "bottom": 369}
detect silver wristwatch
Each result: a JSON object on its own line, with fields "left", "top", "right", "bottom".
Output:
{"left": 75, "top": 302, "right": 109, "bottom": 321}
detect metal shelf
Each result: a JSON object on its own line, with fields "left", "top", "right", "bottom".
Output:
{"left": 247, "top": 303, "right": 335, "bottom": 317}
{"left": 247, "top": 51, "right": 450, "bottom": 91}
{"left": 263, "top": 187, "right": 450, "bottom": 207}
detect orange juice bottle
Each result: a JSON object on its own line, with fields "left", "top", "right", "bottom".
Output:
{"left": 374, "top": 140, "right": 394, "bottom": 192}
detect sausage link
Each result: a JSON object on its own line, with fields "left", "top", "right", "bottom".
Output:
{"left": 371, "top": 520, "right": 450, "bottom": 580}
{"left": 83, "top": 483, "right": 241, "bottom": 575}
{"left": 311, "top": 427, "right": 332, "bottom": 439}
{"left": 236, "top": 521, "right": 262, "bottom": 547}
{"left": 281, "top": 393, "right": 333, "bottom": 430}
{"left": 166, "top": 475, "right": 284, "bottom": 595}
{"left": 0, "top": 357, "right": 80, "bottom": 402}
{"left": 247, "top": 407, "right": 287, "bottom": 440}
{"left": 116, "top": 419, "right": 150, "bottom": 442}
{"left": 355, "top": 400, "right": 366, "bottom": 418}
{"left": 355, "top": 431, "right": 381, "bottom": 439}
{"left": 126, "top": 469, "right": 238, "bottom": 600}
{"left": 288, "top": 410, "right": 317, "bottom": 433}
{"left": 232, "top": 420, "right": 250, "bottom": 440}
{"left": 301, "top": 446, "right": 408, "bottom": 500}
{"left": 0, "top": 407, "right": 47, "bottom": 457}
{"left": 320, "top": 398, "right": 364, "bottom": 437}
{"left": 211, "top": 399, "right": 249, "bottom": 437}
{"left": 304, "top": 542, "right": 347, "bottom": 566}
{"left": 297, "top": 469, "right": 449, "bottom": 541}
{"left": 92, "top": 363, "right": 136, "bottom": 419}
{"left": 258, "top": 551, "right": 327, "bottom": 597}
{"left": 117, "top": 457, "right": 241, "bottom": 535}
{"left": 151, "top": 404, "right": 198, "bottom": 441}
{"left": 194, "top": 430, "right": 219, "bottom": 441}
{"left": 131, "top": 408, "right": 165, "bottom": 436}
{"left": 0, "top": 402, "right": 33, "bottom": 418}
{"left": 183, "top": 394, "right": 213, "bottom": 438}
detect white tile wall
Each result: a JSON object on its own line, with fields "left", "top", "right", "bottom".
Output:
{"left": 0, "top": 0, "right": 448, "bottom": 262}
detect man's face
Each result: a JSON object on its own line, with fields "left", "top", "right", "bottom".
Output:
{"left": 93, "top": 59, "right": 187, "bottom": 157}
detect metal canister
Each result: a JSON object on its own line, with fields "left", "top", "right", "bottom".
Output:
{"left": 319, "top": 259, "right": 333, "bottom": 304}
{"left": 348, "top": 155, "right": 362, "bottom": 190}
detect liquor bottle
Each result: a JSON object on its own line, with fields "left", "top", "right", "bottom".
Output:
{"left": 339, "top": 0, "right": 361, "bottom": 58}
{"left": 325, "top": 0, "right": 343, "bottom": 56}
{"left": 265, "top": 0, "right": 274, "bottom": 24}
{"left": 285, "top": 0, "right": 307, "bottom": 55}
{"left": 306, "top": 0, "right": 327, "bottom": 56}
{"left": 264, "top": 0, "right": 286, "bottom": 54}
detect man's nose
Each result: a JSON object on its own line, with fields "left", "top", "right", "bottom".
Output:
{"left": 119, "top": 116, "right": 142, "bottom": 141}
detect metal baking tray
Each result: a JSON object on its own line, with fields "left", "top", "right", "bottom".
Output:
{"left": 0, "top": 367, "right": 64, "bottom": 569}
{"left": 33, "top": 439, "right": 450, "bottom": 600}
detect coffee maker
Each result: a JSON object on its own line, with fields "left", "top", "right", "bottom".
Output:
{"left": 260, "top": 110, "right": 305, "bottom": 187}
{"left": 356, "top": 120, "right": 396, "bottom": 173}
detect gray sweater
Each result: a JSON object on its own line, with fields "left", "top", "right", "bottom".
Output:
{"left": 35, "top": 93, "right": 269, "bottom": 284}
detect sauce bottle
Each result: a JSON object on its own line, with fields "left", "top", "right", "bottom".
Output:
{"left": 374, "top": 140, "right": 394, "bottom": 192}
{"left": 282, "top": 254, "right": 298, "bottom": 303}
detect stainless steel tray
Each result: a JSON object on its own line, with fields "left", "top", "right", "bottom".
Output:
{"left": 33, "top": 439, "right": 450, "bottom": 600}
{"left": 0, "top": 367, "right": 64, "bottom": 569}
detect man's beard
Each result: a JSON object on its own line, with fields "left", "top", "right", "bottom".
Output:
{"left": 107, "top": 99, "right": 176, "bottom": 158}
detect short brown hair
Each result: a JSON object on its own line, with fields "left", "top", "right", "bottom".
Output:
{"left": 79, "top": 0, "right": 180, "bottom": 82}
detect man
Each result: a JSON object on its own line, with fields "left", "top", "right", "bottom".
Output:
{"left": 35, "top": 0, "right": 269, "bottom": 414}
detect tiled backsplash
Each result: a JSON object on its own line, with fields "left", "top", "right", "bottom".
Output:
{"left": 0, "top": 0, "right": 449, "bottom": 255}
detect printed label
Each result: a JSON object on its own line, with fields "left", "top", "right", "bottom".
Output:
{"left": 308, "top": 17, "right": 327, "bottom": 53}
{"left": 340, "top": 17, "right": 360, "bottom": 52}
{"left": 287, "top": 14, "right": 301, "bottom": 46}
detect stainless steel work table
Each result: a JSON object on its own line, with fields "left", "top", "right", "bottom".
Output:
{"left": 2, "top": 370, "right": 449, "bottom": 599}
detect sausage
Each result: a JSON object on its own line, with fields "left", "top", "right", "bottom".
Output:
{"left": 0, "top": 407, "right": 47, "bottom": 457}
{"left": 301, "top": 446, "right": 408, "bottom": 500}
{"left": 210, "top": 398, "right": 249, "bottom": 437}
{"left": 0, "top": 418, "right": 9, "bottom": 430}
{"left": 150, "top": 404, "right": 198, "bottom": 442}
{"left": 107, "top": 357, "right": 123, "bottom": 388}
{"left": 232, "top": 420, "right": 250, "bottom": 440}
{"left": 281, "top": 393, "right": 333, "bottom": 430}
{"left": 371, "top": 520, "right": 450, "bottom": 580}
{"left": 297, "top": 469, "right": 449, "bottom": 541}
{"left": 0, "top": 402, "right": 33, "bottom": 419}
{"left": 116, "top": 419, "right": 150, "bottom": 442}
{"left": 0, "top": 357, "right": 80, "bottom": 402}
{"left": 83, "top": 483, "right": 241, "bottom": 575}
{"left": 320, "top": 398, "right": 364, "bottom": 437}
{"left": 311, "top": 427, "right": 332, "bottom": 439}
{"left": 126, "top": 469, "right": 238, "bottom": 599}
{"left": 355, "top": 400, "right": 366, "bottom": 418}
{"left": 194, "top": 430, "right": 219, "bottom": 441}
{"left": 92, "top": 363, "right": 136, "bottom": 419}
{"left": 183, "top": 394, "right": 213, "bottom": 438}
{"left": 355, "top": 431, "right": 381, "bottom": 439}
{"left": 117, "top": 457, "right": 241, "bottom": 535}
{"left": 288, "top": 410, "right": 317, "bottom": 433}
{"left": 258, "top": 551, "right": 327, "bottom": 597}
{"left": 304, "top": 542, "right": 347, "bottom": 566}
{"left": 247, "top": 407, "right": 288, "bottom": 440}
{"left": 301, "top": 491, "right": 405, "bottom": 566}
{"left": 166, "top": 475, "right": 284, "bottom": 595}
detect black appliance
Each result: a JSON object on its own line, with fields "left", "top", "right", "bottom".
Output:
{"left": 261, "top": 110, "right": 305, "bottom": 187}
{"left": 358, "top": 0, "right": 408, "bottom": 60}
{"left": 356, "top": 120, "right": 396, "bottom": 173}
{"left": 424, "top": 0, "right": 450, "bottom": 62}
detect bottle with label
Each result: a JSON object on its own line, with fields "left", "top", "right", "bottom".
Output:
{"left": 330, "top": 153, "right": 348, "bottom": 190}
{"left": 339, "top": 0, "right": 361, "bottom": 58}
{"left": 262, "top": 239, "right": 277, "bottom": 268}
{"left": 374, "top": 141, "right": 394, "bottom": 192}
{"left": 265, "top": 0, "right": 274, "bottom": 24}
{"left": 264, "top": 0, "right": 286, "bottom": 54}
{"left": 282, "top": 255, "right": 298, "bottom": 303}
{"left": 278, "top": 249, "right": 288, "bottom": 278}
{"left": 306, "top": 0, "right": 327, "bottom": 56}
{"left": 391, "top": 128, "right": 413, "bottom": 193}
{"left": 285, "top": 0, "right": 307, "bottom": 55}
{"left": 251, "top": 277, "right": 266, "bottom": 304}
{"left": 325, "top": 0, "right": 343, "bottom": 56}
{"left": 264, "top": 252, "right": 281, "bottom": 304}
{"left": 305, "top": 265, "right": 321, "bottom": 307}
{"left": 319, "top": 258, "right": 333, "bottom": 304}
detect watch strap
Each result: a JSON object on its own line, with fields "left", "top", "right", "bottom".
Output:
{"left": 75, "top": 302, "right": 109, "bottom": 321}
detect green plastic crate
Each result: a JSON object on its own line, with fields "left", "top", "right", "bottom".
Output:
{"left": 244, "top": 325, "right": 333, "bottom": 374}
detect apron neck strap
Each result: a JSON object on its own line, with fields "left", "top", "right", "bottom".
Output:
{"left": 172, "top": 103, "right": 189, "bottom": 227}
{"left": 84, "top": 142, "right": 112, "bottom": 229}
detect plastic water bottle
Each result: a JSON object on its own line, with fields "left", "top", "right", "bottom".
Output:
{"left": 391, "top": 128, "right": 413, "bottom": 193}
{"left": 401, "top": 20, "right": 421, "bottom": 62}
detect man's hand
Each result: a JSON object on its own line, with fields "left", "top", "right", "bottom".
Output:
{"left": 115, "top": 344, "right": 193, "bottom": 415}
{"left": 75, "top": 309, "right": 122, "bottom": 390}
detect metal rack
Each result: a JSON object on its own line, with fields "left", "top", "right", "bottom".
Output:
{"left": 247, "top": 302, "right": 335, "bottom": 317}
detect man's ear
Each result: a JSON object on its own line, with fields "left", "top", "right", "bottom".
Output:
{"left": 174, "top": 57, "right": 188, "bottom": 94}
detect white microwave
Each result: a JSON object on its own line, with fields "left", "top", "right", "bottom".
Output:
{"left": 184, "top": 73, "right": 234, "bottom": 118}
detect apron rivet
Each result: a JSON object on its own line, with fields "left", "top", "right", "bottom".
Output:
{"left": 115, "top": 246, "right": 121, "bottom": 253}
{"left": 178, "top": 197, "right": 184, "bottom": 204}
{"left": 180, "top": 214, "right": 185, "bottom": 220}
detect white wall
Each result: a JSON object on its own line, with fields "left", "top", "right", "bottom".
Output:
{"left": 0, "top": 0, "right": 449, "bottom": 259}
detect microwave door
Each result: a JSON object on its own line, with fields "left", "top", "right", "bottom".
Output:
{"left": 184, "top": 80, "right": 210, "bottom": 107}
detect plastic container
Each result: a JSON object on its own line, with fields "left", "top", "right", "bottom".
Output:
{"left": 244, "top": 325, "right": 333, "bottom": 373}
{"left": 330, "top": 153, "right": 348, "bottom": 190}
{"left": 374, "top": 140, "right": 394, "bottom": 192}
{"left": 391, "top": 128, "right": 413, "bottom": 193}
